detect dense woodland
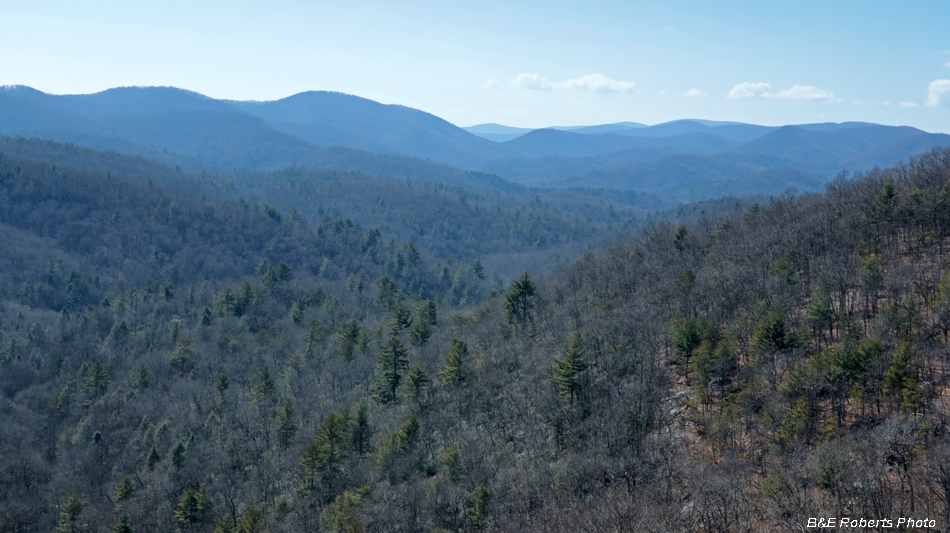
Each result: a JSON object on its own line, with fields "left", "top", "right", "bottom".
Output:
{"left": 2, "top": 137, "right": 950, "bottom": 532}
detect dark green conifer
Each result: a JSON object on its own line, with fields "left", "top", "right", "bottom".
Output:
{"left": 130, "top": 363, "right": 150, "bottom": 390}
{"left": 57, "top": 493, "right": 83, "bottom": 533}
{"left": 503, "top": 272, "right": 536, "bottom": 323}
{"left": 470, "top": 485, "right": 491, "bottom": 530}
{"left": 351, "top": 399, "right": 372, "bottom": 455}
{"left": 168, "top": 337, "right": 196, "bottom": 375}
{"left": 213, "top": 374, "right": 229, "bottom": 395}
{"left": 443, "top": 443, "right": 464, "bottom": 480}
{"left": 251, "top": 367, "right": 275, "bottom": 404}
{"left": 372, "top": 338, "right": 409, "bottom": 405}
{"left": 111, "top": 515, "right": 134, "bottom": 533}
{"left": 388, "top": 301, "right": 413, "bottom": 335}
{"left": 174, "top": 484, "right": 212, "bottom": 527}
{"left": 404, "top": 363, "right": 431, "bottom": 401}
{"left": 417, "top": 300, "right": 438, "bottom": 325}
{"left": 440, "top": 339, "right": 470, "bottom": 386}
{"left": 300, "top": 412, "right": 348, "bottom": 490}
{"left": 335, "top": 320, "right": 362, "bottom": 361}
{"left": 114, "top": 475, "right": 136, "bottom": 501}
{"left": 408, "top": 319, "right": 433, "bottom": 347}
{"left": 553, "top": 332, "right": 588, "bottom": 406}
{"left": 238, "top": 506, "right": 264, "bottom": 533}
{"left": 275, "top": 397, "right": 297, "bottom": 447}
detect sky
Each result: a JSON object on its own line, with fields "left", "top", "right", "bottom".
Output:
{"left": 2, "top": 0, "right": 949, "bottom": 132}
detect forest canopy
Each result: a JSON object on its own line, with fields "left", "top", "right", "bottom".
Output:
{"left": 2, "top": 137, "right": 950, "bottom": 531}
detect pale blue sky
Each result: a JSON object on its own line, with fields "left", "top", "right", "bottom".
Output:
{"left": 2, "top": 0, "right": 948, "bottom": 132}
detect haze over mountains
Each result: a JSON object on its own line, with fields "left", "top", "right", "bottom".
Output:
{"left": 2, "top": 85, "right": 948, "bottom": 202}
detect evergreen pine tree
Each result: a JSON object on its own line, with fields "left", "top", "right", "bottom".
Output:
{"left": 130, "top": 362, "right": 150, "bottom": 390}
{"left": 214, "top": 520, "right": 237, "bottom": 533}
{"left": 443, "top": 443, "right": 464, "bottom": 480}
{"left": 300, "top": 412, "right": 348, "bottom": 491}
{"left": 83, "top": 361, "right": 114, "bottom": 395}
{"left": 672, "top": 317, "right": 702, "bottom": 372}
{"left": 416, "top": 299, "right": 438, "bottom": 326}
{"left": 503, "top": 272, "right": 537, "bottom": 323}
{"left": 57, "top": 493, "right": 83, "bottom": 533}
{"left": 440, "top": 339, "right": 470, "bottom": 386}
{"left": 213, "top": 374, "right": 229, "bottom": 395}
{"left": 170, "top": 442, "right": 186, "bottom": 469}
{"left": 214, "top": 285, "right": 236, "bottom": 316}
{"left": 372, "top": 338, "right": 409, "bottom": 405}
{"left": 238, "top": 506, "right": 264, "bottom": 533}
{"left": 168, "top": 337, "right": 196, "bottom": 375}
{"left": 553, "top": 332, "right": 588, "bottom": 406}
{"left": 469, "top": 485, "right": 491, "bottom": 530}
{"left": 114, "top": 475, "right": 136, "bottom": 501}
{"left": 398, "top": 415, "right": 421, "bottom": 453}
{"left": 408, "top": 319, "right": 433, "bottom": 347}
{"left": 251, "top": 367, "right": 275, "bottom": 404}
{"left": 375, "top": 275, "right": 401, "bottom": 309}
{"left": 351, "top": 399, "right": 373, "bottom": 455}
{"left": 275, "top": 397, "right": 297, "bottom": 447}
{"left": 404, "top": 363, "right": 431, "bottom": 401}
{"left": 234, "top": 281, "right": 255, "bottom": 316}
{"left": 174, "top": 484, "right": 212, "bottom": 528}
{"left": 336, "top": 321, "right": 362, "bottom": 361}
{"left": 147, "top": 447, "right": 161, "bottom": 471}
{"left": 111, "top": 515, "right": 134, "bottom": 533}
{"left": 470, "top": 259, "right": 486, "bottom": 280}
{"left": 289, "top": 300, "right": 306, "bottom": 323}
{"left": 388, "top": 301, "right": 413, "bottom": 336}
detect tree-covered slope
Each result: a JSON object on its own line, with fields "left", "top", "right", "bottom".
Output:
{"left": 2, "top": 138, "right": 950, "bottom": 531}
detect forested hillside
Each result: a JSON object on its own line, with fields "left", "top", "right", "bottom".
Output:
{"left": 0, "top": 136, "right": 669, "bottom": 280}
{"left": 2, "top": 125, "right": 950, "bottom": 532}
{"left": 228, "top": 166, "right": 660, "bottom": 271}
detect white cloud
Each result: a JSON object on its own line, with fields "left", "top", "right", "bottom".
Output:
{"left": 727, "top": 82, "right": 772, "bottom": 98}
{"left": 658, "top": 90, "right": 668, "bottom": 95}
{"left": 483, "top": 79, "right": 499, "bottom": 90}
{"left": 684, "top": 88, "right": 706, "bottom": 97}
{"left": 763, "top": 85, "right": 835, "bottom": 101}
{"left": 883, "top": 102, "right": 891, "bottom": 106}
{"left": 511, "top": 73, "right": 553, "bottom": 90}
{"left": 511, "top": 73, "right": 635, "bottom": 93}
{"left": 728, "top": 82, "right": 835, "bottom": 101}
{"left": 562, "top": 74, "right": 635, "bottom": 93}
{"left": 944, "top": 62, "right": 950, "bottom": 68}
{"left": 900, "top": 102, "right": 918, "bottom": 108}
{"left": 927, "top": 79, "right": 950, "bottom": 107}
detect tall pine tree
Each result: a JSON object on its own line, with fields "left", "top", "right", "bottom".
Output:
{"left": 504, "top": 272, "right": 537, "bottom": 324}
{"left": 372, "top": 338, "right": 409, "bottom": 405}
{"left": 440, "top": 339, "right": 470, "bottom": 386}
{"left": 553, "top": 332, "right": 588, "bottom": 406}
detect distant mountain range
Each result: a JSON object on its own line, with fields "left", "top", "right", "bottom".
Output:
{"left": 1, "top": 85, "right": 948, "bottom": 201}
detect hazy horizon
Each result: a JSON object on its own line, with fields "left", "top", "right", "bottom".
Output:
{"left": 3, "top": 0, "right": 948, "bottom": 133}
{"left": 3, "top": 83, "right": 947, "bottom": 135}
